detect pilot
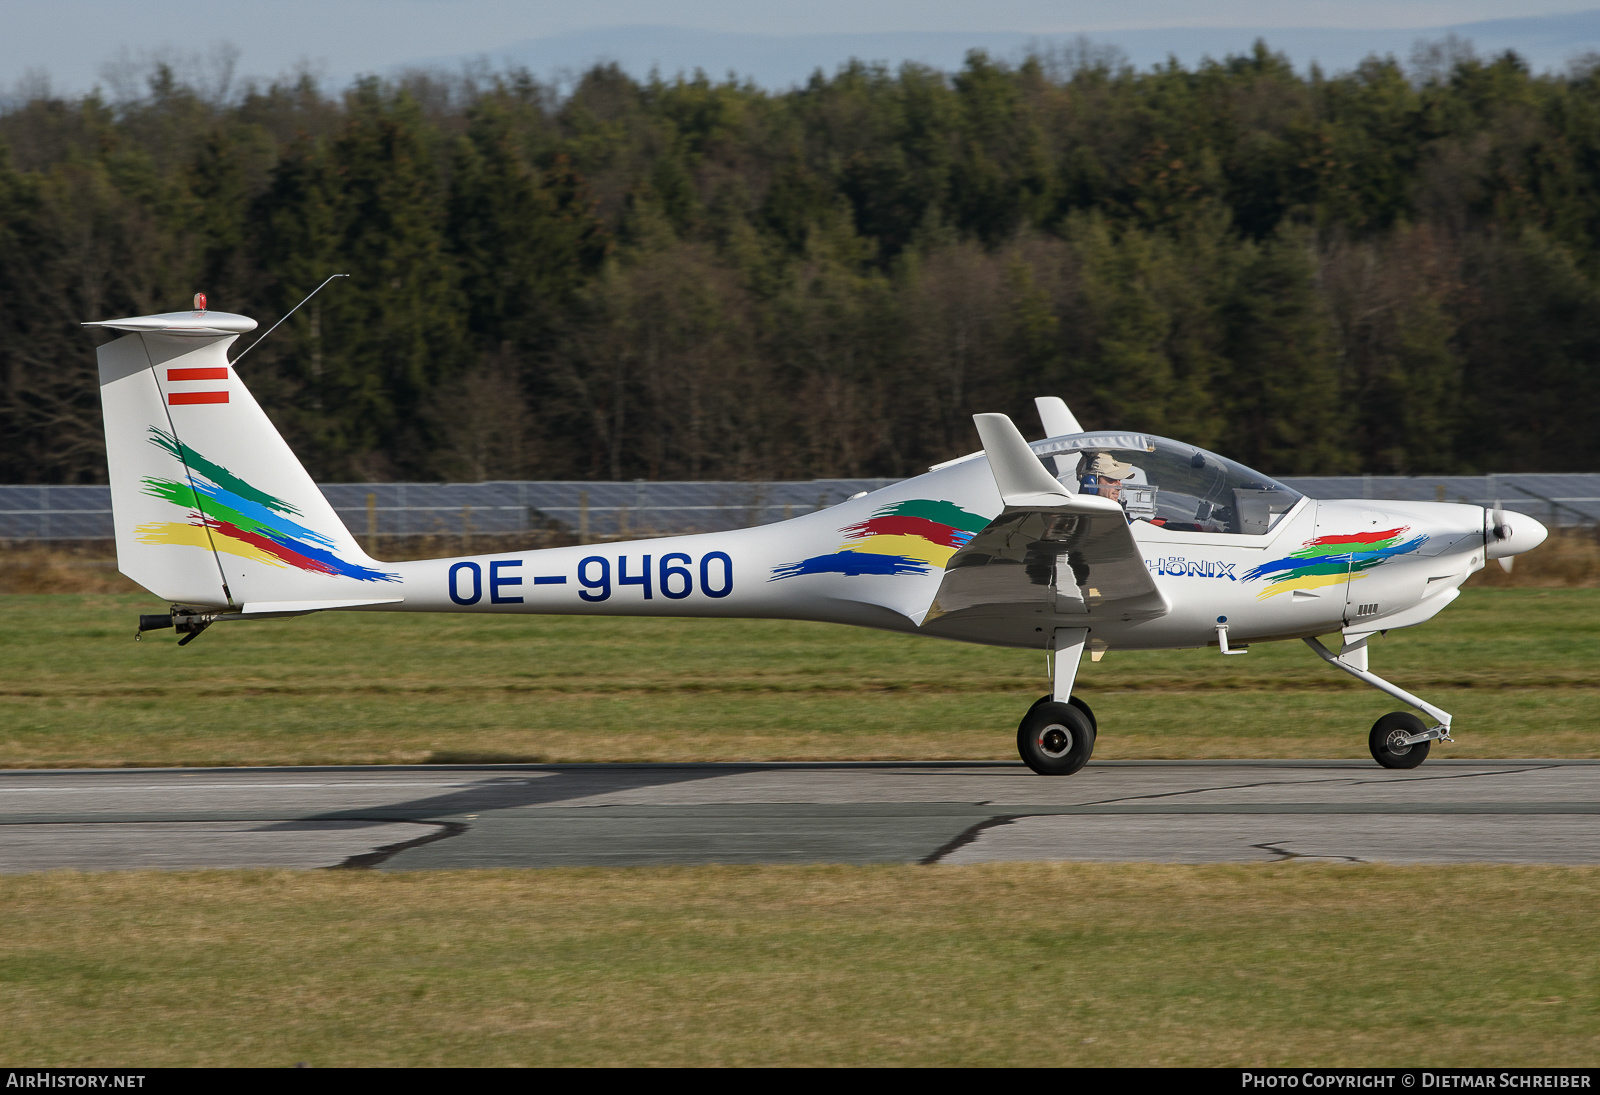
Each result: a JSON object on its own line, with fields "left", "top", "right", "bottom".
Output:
{"left": 1079, "top": 452, "right": 1136, "bottom": 502}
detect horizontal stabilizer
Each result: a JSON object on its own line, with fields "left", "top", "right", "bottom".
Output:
{"left": 84, "top": 310, "right": 257, "bottom": 338}
{"left": 239, "top": 598, "right": 403, "bottom": 618}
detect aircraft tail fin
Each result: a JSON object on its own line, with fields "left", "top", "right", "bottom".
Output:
{"left": 90, "top": 304, "right": 400, "bottom": 608}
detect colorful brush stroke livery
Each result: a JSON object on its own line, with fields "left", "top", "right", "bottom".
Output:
{"left": 1243, "top": 527, "right": 1428, "bottom": 599}
{"left": 136, "top": 428, "right": 398, "bottom": 583}
{"left": 769, "top": 499, "right": 988, "bottom": 580}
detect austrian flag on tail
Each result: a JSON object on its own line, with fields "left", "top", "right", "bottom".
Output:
{"left": 165, "top": 366, "right": 229, "bottom": 404}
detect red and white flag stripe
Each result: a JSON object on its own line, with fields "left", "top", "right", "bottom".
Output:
{"left": 165, "top": 366, "right": 229, "bottom": 405}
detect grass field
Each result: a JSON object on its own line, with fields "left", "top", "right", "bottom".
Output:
{"left": 1, "top": 862, "right": 1596, "bottom": 1067}
{"left": 0, "top": 587, "right": 1595, "bottom": 766}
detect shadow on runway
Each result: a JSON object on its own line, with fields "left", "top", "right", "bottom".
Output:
{"left": 276, "top": 766, "right": 735, "bottom": 827}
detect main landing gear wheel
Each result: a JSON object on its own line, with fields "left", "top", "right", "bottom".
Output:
{"left": 1028, "top": 693, "right": 1097, "bottom": 733}
{"left": 1018, "top": 702, "right": 1096, "bottom": 775}
{"left": 1369, "top": 712, "right": 1431, "bottom": 770}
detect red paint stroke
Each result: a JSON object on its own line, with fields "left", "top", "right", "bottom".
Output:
{"left": 205, "top": 518, "right": 339, "bottom": 576}
{"left": 168, "top": 391, "right": 229, "bottom": 405}
{"left": 1304, "top": 527, "right": 1406, "bottom": 547}
{"left": 167, "top": 367, "right": 229, "bottom": 381}
{"left": 839, "top": 514, "right": 969, "bottom": 548}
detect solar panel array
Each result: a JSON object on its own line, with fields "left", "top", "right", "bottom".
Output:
{"left": 3, "top": 474, "right": 1597, "bottom": 541}
{"left": 1277, "top": 474, "right": 1600, "bottom": 528}
{"left": 0, "top": 480, "right": 898, "bottom": 540}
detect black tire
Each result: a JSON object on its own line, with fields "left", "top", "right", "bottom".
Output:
{"left": 1018, "top": 702, "right": 1096, "bottom": 775}
{"left": 1028, "top": 693, "right": 1097, "bottom": 733}
{"left": 1369, "top": 712, "right": 1431, "bottom": 769}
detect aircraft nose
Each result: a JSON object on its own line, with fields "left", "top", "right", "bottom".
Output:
{"left": 1485, "top": 508, "right": 1549, "bottom": 559}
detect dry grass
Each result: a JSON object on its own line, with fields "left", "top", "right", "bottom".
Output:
{"left": 0, "top": 545, "right": 139, "bottom": 595}
{"left": 1471, "top": 528, "right": 1600, "bottom": 588}
{"left": 0, "top": 862, "right": 1595, "bottom": 1066}
{"left": 0, "top": 690, "right": 1593, "bottom": 769}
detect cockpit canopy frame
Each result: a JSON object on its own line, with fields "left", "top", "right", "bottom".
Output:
{"left": 1030, "top": 432, "right": 1303, "bottom": 536}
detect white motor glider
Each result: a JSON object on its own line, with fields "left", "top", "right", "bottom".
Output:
{"left": 90, "top": 302, "right": 1548, "bottom": 773}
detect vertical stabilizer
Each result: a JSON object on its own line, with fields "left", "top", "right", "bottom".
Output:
{"left": 91, "top": 307, "right": 399, "bottom": 608}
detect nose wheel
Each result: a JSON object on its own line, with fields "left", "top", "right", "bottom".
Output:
{"left": 1305, "top": 637, "right": 1452, "bottom": 770}
{"left": 1369, "top": 712, "right": 1432, "bottom": 769}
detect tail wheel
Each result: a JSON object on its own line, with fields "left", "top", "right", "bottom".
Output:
{"left": 1369, "top": 712, "right": 1431, "bottom": 770}
{"left": 1018, "top": 702, "right": 1096, "bottom": 776}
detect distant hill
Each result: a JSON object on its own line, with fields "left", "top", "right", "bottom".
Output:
{"left": 404, "top": 10, "right": 1600, "bottom": 87}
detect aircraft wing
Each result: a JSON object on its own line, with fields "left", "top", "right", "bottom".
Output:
{"left": 919, "top": 414, "right": 1168, "bottom": 644}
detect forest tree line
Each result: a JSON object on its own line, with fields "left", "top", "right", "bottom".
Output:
{"left": 3, "top": 40, "right": 1600, "bottom": 484}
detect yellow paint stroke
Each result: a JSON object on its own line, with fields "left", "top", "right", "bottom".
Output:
{"left": 136, "top": 521, "right": 289, "bottom": 568}
{"left": 1254, "top": 570, "right": 1365, "bottom": 600}
{"left": 838, "top": 534, "right": 957, "bottom": 568}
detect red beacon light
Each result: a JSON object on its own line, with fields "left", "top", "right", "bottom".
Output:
{"left": 193, "top": 293, "right": 207, "bottom": 313}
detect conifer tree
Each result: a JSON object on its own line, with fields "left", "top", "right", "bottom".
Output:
{"left": 1219, "top": 230, "right": 1352, "bottom": 474}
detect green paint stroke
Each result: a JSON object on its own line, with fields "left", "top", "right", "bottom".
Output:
{"left": 147, "top": 427, "right": 300, "bottom": 516}
{"left": 879, "top": 499, "right": 989, "bottom": 534}
{"left": 1264, "top": 560, "right": 1349, "bottom": 582}
{"left": 142, "top": 476, "right": 275, "bottom": 540}
{"left": 1288, "top": 535, "right": 1404, "bottom": 560}
{"left": 141, "top": 476, "right": 204, "bottom": 514}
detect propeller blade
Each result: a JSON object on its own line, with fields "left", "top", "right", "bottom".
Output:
{"left": 1498, "top": 556, "right": 1515, "bottom": 574}
{"left": 1491, "top": 500, "right": 1510, "bottom": 541}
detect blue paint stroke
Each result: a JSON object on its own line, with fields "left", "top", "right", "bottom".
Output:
{"left": 1243, "top": 536, "right": 1429, "bottom": 581}
{"left": 768, "top": 551, "right": 930, "bottom": 580}
{"left": 185, "top": 476, "right": 338, "bottom": 548}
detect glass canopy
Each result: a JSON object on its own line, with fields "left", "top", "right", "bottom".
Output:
{"left": 1033, "top": 432, "right": 1303, "bottom": 535}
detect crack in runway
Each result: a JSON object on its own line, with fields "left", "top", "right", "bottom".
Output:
{"left": 1251, "top": 841, "right": 1365, "bottom": 864}
{"left": 921, "top": 816, "right": 1018, "bottom": 864}
{"left": 330, "top": 821, "right": 468, "bottom": 870}
{"left": 1075, "top": 764, "right": 1560, "bottom": 808}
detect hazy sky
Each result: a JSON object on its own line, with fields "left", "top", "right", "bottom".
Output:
{"left": 7, "top": 0, "right": 1600, "bottom": 95}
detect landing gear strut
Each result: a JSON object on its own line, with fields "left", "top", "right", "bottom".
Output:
{"left": 1304, "top": 634, "right": 1454, "bottom": 770}
{"left": 1018, "top": 627, "right": 1096, "bottom": 775}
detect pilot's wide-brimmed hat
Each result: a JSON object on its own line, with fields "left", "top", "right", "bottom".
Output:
{"left": 1087, "top": 452, "right": 1134, "bottom": 479}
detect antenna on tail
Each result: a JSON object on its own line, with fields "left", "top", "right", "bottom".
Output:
{"left": 230, "top": 274, "right": 349, "bottom": 364}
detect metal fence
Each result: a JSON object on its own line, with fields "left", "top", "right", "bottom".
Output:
{"left": 3, "top": 473, "right": 1598, "bottom": 541}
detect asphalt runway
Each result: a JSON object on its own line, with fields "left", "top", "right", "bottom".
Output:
{"left": 1, "top": 759, "right": 1597, "bottom": 872}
